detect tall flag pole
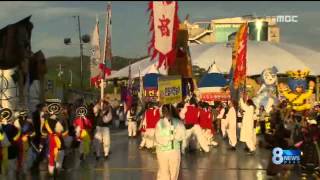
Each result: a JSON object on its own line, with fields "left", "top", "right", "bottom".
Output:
{"left": 100, "top": 2, "right": 112, "bottom": 107}
{"left": 125, "top": 61, "right": 133, "bottom": 112}
{"left": 229, "top": 23, "right": 248, "bottom": 103}
{"left": 138, "top": 65, "right": 144, "bottom": 105}
{"left": 148, "top": 1, "right": 179, "bottom": 70}
{"left": 90, "top": 15, "right": 102, "bottom": 88}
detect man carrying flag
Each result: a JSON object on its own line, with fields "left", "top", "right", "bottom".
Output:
{"left": 93, "top": 2, "right": 113, "bottom": 161}
{"left": 228, "top": 23, "right": 257, "bottom": 155}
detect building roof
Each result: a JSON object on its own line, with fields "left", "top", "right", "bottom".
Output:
{"left": 108, "top": 41, "right": 320, "bottom": 79}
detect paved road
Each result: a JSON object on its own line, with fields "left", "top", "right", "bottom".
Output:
{"left": 2, "top": 130, "right": 316, "bottom": 180}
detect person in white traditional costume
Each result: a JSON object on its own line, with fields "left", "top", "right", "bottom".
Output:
{"left": 93, "top": 100, "right": 112, "bottom": 160}
{"left": 155, "top": 104, "right": 186, "bottom": 180}
{"left": 126, "top": 105, "right": 138, "bottom": 137}
{"left": 239, "top": 94, "right": 257, "bottom": 155}
{"left": 218, "top": 103, "right": 228, "bottom": 138}
{"left": 226, "top": 101, "right": 237, "bottom": 150}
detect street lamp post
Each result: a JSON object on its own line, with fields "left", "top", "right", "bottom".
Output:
{"left": 69, "top": 70, "right": 73, "bottom": 87}
{"left": 65, "top": 16, "right": 90, "bottom": 90}
{"left": 74, "top": 15, "right": 84, "bottom": 89}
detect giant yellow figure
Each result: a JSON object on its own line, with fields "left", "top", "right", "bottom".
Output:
{"left": 278, "top": 69, "right": 315, "bottom": 112}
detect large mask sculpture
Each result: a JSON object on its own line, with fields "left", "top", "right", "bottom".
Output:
{"left": 253, "top": 67, "right": 279, "bottom": 113}
{"left": 278, "top": 69, "right": 315, "bottom": 112}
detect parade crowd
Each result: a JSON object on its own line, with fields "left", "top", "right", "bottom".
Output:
{"left": 0, "top": 92, "right": 319, "bottom": 179}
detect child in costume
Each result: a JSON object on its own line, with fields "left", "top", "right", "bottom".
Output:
{"left": 73, "top": 106, "right": 92, "bottom": 161}
{"left": 41, "top": 99, "right": 66, "bottom": 175}
{"left": 0, "top": 108, "right": 13, "bottom": 177}
{"left": 127, "top": 105, "right": 138, "bottom": 138}
{"left": 0, "top": 108, "right": 20, "bottom": 178}
{"left": 12, "top": 109, "right": 36, "bottom": 174}
{"left": 155, "top": 104, "right": 186, "bottom": 180}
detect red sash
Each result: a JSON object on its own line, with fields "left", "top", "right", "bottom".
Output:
{"left": 45, "top": 121, "right": 61, "bottom": 167}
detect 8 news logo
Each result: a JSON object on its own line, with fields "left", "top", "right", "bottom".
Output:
{"left": 272, "top": 147, "right": 301, "bottom": 165}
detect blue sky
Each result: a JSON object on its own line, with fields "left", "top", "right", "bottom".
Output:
{"left": 0, "top": 1, "right": 319, "bottom": 58}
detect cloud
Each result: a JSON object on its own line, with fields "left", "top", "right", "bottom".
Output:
{"left": 0, "top": 1, "right": 47, "bottom": 8}
{"left": 0, "top": 1, "right": 319, "bottom": 58}
{"left": 33, "top": 7, "right": 99, "bottom": 22}
{"left": 0, "top": 2, "right": 47, "bottom": 20}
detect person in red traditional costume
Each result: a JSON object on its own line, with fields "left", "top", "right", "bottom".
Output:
{"left": 41, "top": 99, "right": 66, "bottom": 176}
{"left": 140, "top": 102, "right": 160, "bottom": 150}
{"left": 73, "top": 106, "right": 92, "bottom": 161}
{"left": 179, "top": 96, "right": 210, "bottom": 154}
{"left": 198, "top": 102, "right": 218, "bottom": 147}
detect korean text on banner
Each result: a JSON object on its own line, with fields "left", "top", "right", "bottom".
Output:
{"left": 158, "top": 76, "right": 182, "bottom": 104}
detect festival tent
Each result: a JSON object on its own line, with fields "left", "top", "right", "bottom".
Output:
{"left": 109, "top": 41, "right": 320, "bottom": 79}
{"left": 143, "top": 64, "right": 162, "bottom": 88}
{"left": 142, "top": 64, "right": 162, "bottom": 102}
{"left": 198, "top": 62, "right": 227, "bottom": 90}
{"left": 189, "top": 41, "right": 320, "bottom": 75}
{"left": 197, "top": 63, "right": 229, "bottom": 102}
{"left": 107, "top": 57, "right": 167, "bottom": 79}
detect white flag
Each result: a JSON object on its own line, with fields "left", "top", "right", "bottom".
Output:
{"left": 90, "top": 15, "right": 101, "bottom": 78}
{"left": 153, "top": 1, "right": 176, "bottom": 54}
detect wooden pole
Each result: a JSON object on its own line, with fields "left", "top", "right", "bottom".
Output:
{"left": 316, "top": 76, "right": 320, "bottom": 102}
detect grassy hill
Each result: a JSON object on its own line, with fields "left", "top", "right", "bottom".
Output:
{"left": 45, "top": 55, "right": 146, "bottom": 91}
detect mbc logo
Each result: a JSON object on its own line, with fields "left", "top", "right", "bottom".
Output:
{"left": 276, "top": 15, "right": 298, "bottom": 23}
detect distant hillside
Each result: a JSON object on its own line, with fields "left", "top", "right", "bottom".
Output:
{"left": 45, "top": 55, "right": 147, "bottom": 90}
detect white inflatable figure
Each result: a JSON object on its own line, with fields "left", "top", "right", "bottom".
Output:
{"left": 253, "top": 67, "right": 278, "bottom": 113}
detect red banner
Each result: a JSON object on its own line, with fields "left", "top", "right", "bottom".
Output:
{"left": 232, "top": 23, "right": 248, "bottom": 89}
{"left": 148, "top": 1, "right": 179, "bottom": 69}
{"left": 200, "top": 92, "right": 231, "bottom": 102}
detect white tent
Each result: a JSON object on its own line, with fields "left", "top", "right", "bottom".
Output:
{"left": 107, "top": 58, "right": 167, "bottom": 79}
{"left": 108, "top": 41, "right": 320, "bottom": 79}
